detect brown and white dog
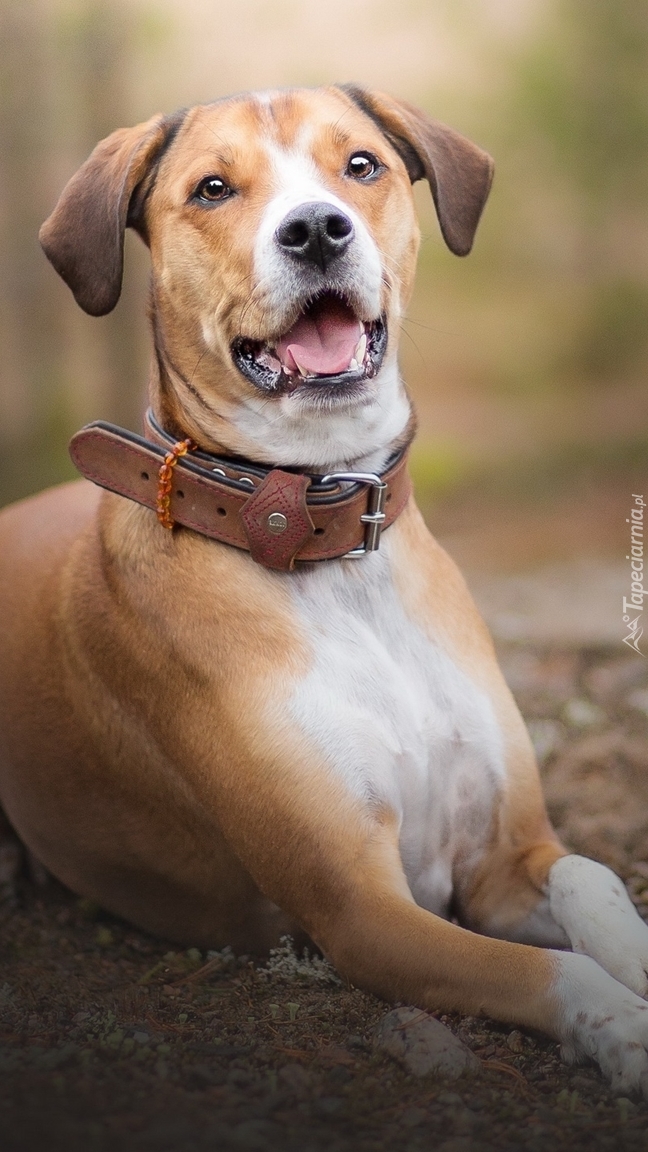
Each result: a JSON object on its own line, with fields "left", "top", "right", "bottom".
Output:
{"left": 2, "top": 85, "right": 648, "bottom": 1095}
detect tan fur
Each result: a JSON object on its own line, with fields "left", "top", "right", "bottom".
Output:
{"left": 0, "top": 87, "right": 572, "bottom": 1041}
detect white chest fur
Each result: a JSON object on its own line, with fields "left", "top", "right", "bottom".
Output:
{"left": 286, "top": 545, "right": 506, "bottom": 917}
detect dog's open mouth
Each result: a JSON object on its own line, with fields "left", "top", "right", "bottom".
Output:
{"left": 232, "top": 292, "right": 387, "bottom": 395}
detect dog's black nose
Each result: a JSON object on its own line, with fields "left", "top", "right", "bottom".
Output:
{"left": 275, "top": 202, "right": 354, "bottom": 271}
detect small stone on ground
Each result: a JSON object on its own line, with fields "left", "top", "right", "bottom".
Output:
{"left": 374, "top": 1007, "right": 479, "bottom": 1078}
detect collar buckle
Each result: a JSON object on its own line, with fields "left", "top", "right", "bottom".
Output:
{"left": 319, "top": 471, "right": 388, "bottom": 558}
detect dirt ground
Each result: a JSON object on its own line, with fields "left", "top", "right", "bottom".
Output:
{"left": 2, "top": 642, "right": 648, "bottom": 1152}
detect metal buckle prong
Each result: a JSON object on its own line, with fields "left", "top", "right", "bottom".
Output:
{"left": 319, "top": 470, "right": 388, "bottom": 558}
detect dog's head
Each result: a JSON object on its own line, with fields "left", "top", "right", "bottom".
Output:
{"left": 41, "top": 87, "right": 493, "bottom": 468}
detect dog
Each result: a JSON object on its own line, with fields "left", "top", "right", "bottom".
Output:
{"left": 1, "top": 85, "right": 648, "bottom": 1096}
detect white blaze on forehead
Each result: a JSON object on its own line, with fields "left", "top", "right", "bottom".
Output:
{"left": 253, "top": 136, "right": 383, "bottom": 321}
{"left": 225, "top": 104, "right": 409, "bottom": 472}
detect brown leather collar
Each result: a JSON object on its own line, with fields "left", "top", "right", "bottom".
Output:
{"left": 69, "top": 409, "right": 412, "bottom": 571}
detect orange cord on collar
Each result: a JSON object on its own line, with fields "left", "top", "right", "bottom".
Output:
{"left": 156, "top": 438, "right": 196, "bottom": 529}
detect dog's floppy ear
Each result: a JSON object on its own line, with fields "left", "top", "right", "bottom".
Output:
{"left": 39, "top": 113, "right": 180, "bottom": 316}
{"left": 340, "top": 85, "right": 493, "bottom": 257}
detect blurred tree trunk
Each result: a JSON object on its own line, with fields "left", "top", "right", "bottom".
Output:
{"left": 508, "top": 0, "right": 648, "bottom": 382}
{"left": 0, "top": 0, "right": 60, "bottom": 442}
{"left": 0, "top": 0, "right": 149, "bottom": 503}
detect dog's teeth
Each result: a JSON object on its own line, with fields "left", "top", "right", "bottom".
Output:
{"left": 349, "top": 358, "right": 359, "bottom": 372}
{"left": 354, "top": 333, "right": 367, "bottom": 364}
{"left": 294, "top": 360, "right": 309, "bottom": 378}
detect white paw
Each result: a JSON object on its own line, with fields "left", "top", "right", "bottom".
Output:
{"left": 549, "top": 854, "right": 648, "bottom": 996}
{"left": 556, "top": 952, "right": 648, "bottom": 1098}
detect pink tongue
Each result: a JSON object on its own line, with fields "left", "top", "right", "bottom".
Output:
{"left": 275, "top": 305, "right": 362, "bottom": 375}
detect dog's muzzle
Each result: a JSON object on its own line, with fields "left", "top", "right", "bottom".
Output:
{"left": 232, "top": 292, "right": 387, "bottom": 399}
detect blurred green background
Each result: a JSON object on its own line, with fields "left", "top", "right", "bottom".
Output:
{"left": 1, "top": 0, "right": 646, "bottom": 596}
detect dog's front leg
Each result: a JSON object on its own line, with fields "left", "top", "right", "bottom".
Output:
{"left": 360, "top": 834, "right": 648, "bottom": 1096}
{"left": 547, "top": 854, "right": 648, "bottom": 997}
{"left": 457, "top": 838, "right": 648, "bottom": 1093}
{"left": 475, "top": 842, "right": 648, "bottom": 996}
{"left": 198, "top": 736, "right": 648, "bottom": 1093}
{"left": 224, "top": 799, "right": 561, "bottom": 1031}
{"left": 200, "top": 728, "right": 553, "bottom": 1026}
{"left": 281, "top": 818, "right": 648, "bottom": 1096}
{"left": 545, "top": 855, "right": 648, "bottom": 1092}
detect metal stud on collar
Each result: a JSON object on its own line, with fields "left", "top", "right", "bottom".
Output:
{"left": 319, "top": 471, "right": 388, "bottom": 558}
{"left": 267, "top": 512, "right": 288, "bottom": 535}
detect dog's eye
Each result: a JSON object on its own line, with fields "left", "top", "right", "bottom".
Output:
{"left": 195, "top": 177, "right": 232, "bottom": 203}
{"left": 346, "top": 153, "right": 380, "bottom": 180}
